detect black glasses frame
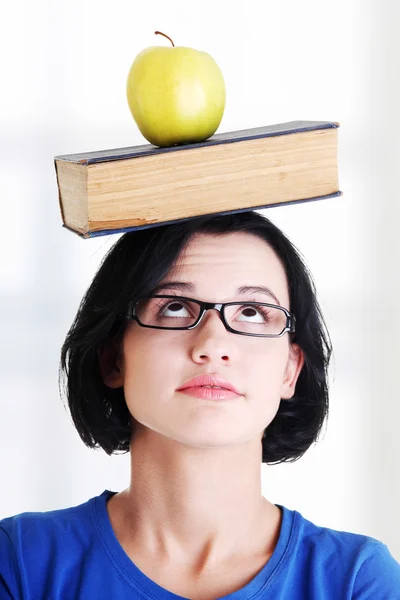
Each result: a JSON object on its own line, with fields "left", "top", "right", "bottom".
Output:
{"left": 126, "top": 295, "right": 296, "bottom": 338}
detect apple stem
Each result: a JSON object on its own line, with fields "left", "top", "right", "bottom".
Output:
{"left": 154, "top": 31, "right": 175, "bottom": 47}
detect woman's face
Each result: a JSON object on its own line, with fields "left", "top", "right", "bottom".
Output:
{"left": 107, "top": 232, "right": 304, "bottom": 448}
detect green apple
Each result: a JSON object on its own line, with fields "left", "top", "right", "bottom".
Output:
{"left": 126, "top": 31, "right": 226, "bottom": 147}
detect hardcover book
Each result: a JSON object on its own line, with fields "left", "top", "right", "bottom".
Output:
{"left": 54, "top": 120, "right": 341, "bottom": 239}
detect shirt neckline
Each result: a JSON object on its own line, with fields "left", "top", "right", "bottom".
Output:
{"left": 91, "top": 489, "right": 297, "bottom": 600}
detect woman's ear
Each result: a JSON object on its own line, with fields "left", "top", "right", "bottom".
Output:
{"left": 98, "top": 341, "right": 124, "bottom": 389}
{"left": 280, "top": 342, "right": 305, "bottom": 400}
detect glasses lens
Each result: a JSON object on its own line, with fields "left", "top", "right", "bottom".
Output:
{"left": 224, "top": 303, "right": 287, "bottom": 335}
{"left": 135, "top": 296, "right": 201, "bottom": 328}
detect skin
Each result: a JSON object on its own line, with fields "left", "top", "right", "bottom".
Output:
{"left": 100, "top": 231, "right": 305, "bottom": 593}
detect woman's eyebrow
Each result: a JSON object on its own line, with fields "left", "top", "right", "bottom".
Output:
{"left": 150, "top": 281, "right": 281, "bottom": 306}
{"left": 238, "top": 285, "right": 281, "bottom": 306}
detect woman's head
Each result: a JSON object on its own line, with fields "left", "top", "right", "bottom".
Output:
{"left": 59, "top": 211, "right": 332, "bottom": 464}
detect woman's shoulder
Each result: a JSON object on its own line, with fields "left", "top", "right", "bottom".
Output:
{"left": 0, "top": 489, "right": 112, "bottom": 551}
{"left": 0, "top": 490, "right": 116, "bottom": 599}
{"left": 1, "top": 491, "right": 96, "bottom": 527}
{"left": 286, "top": 502, "right": 395, "bottom": 558}
{"left": 279, "top": 503, "right": 400, "bottom": 598}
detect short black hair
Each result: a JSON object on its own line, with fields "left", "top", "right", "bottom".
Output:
{"left": 59, "top": 211, "right": 332, "bottom": 464}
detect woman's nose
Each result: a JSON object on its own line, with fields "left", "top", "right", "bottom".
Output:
{"left": 190, "top": 308, "right": 238, "bottom": 362}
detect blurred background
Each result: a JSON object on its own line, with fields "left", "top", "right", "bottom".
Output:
{"left": 1, "top": 0, "right": 399, "bottom": 560}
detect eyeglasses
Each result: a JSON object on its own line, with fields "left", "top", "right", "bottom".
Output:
{"left": 126, "top": 295, "right": 296, "bottom": 338}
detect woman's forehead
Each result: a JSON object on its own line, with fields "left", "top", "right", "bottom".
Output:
{"left": 176, "top": 232, "right": 282, "bottom": 270}
{"left": 167, "top": 232, "right": 289, "bottom": 304}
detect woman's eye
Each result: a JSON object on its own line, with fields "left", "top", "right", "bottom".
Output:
{"left": 237, "top": 306, "right": 268, "bottom": 322}
{"left": 162, "top": 301, "right": 190, "bottom": 317}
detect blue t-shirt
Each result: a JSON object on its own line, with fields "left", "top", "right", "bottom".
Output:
{"left": 1, "top": 489, "right": 400, "bottom": 599}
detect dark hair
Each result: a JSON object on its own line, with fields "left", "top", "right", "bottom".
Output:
{"left": 59, "top": 211, "right": 333, "bottom": 464}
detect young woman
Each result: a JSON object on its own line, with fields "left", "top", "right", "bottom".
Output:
{"left": 1, "top": 211, "right": 399, "bottom": 599}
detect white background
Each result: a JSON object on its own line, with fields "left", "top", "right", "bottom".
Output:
{"left": 1, "top": 0, "right": 399, "bottom": 561}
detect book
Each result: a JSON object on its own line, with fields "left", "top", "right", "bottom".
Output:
{"left": 54, "top": 120, "right": 341, "bottom": 239}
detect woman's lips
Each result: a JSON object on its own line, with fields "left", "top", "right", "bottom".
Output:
{"left": 177, "top": 374, "right": 242, "bottom": 395}
{"left": 177, "top": 386, "right": 241, "bottom": 401}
